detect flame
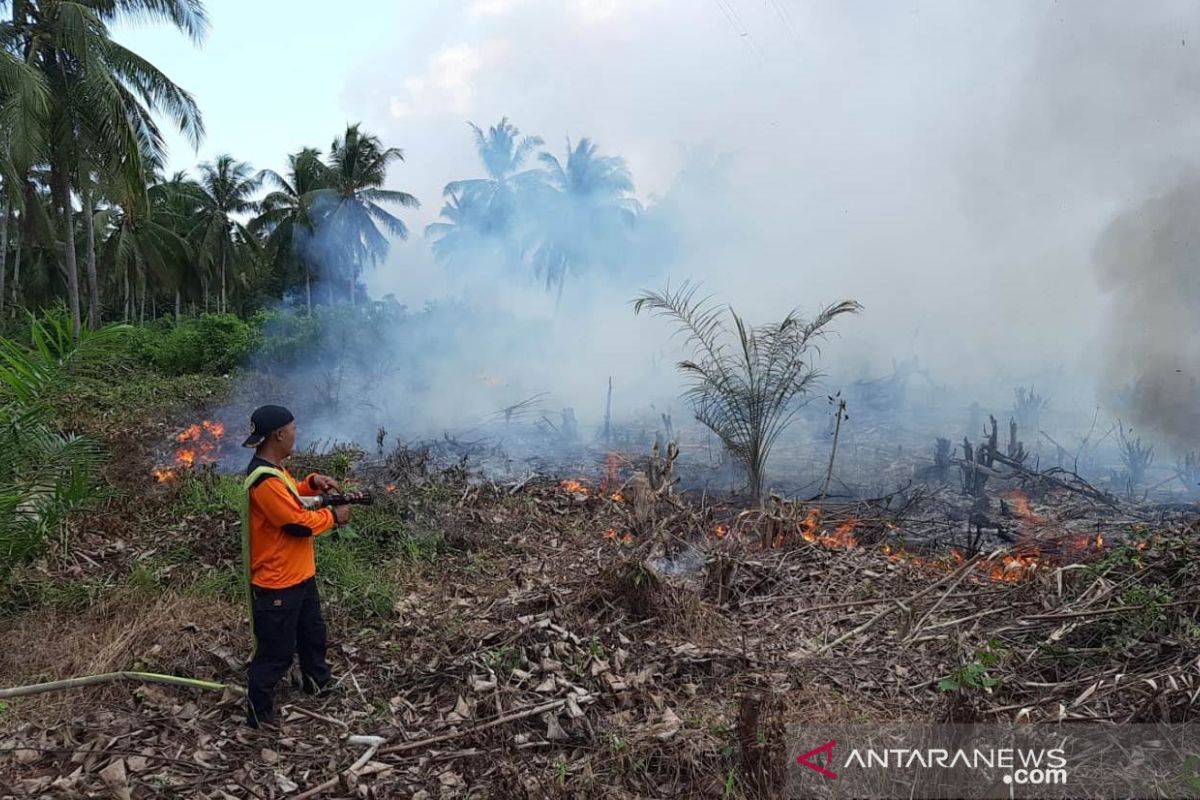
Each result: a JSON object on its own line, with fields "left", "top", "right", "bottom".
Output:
{"left": 153, "top": 468, "right": 176, "bottom": 483}
{"left": 795, "top": 509, "right": 857, "bottom": 550}
{"left": 799, "top": 507, "right": 821, "bottom": 544}
{"left": 1003, "top": 490, "right": 1046, "bottom": 524}
{"left": 561, "top": 479, "right": 589, "bottom": 495}
{"left": 713, "top": 524, "right": 728, "bottom": 540}
{"left": 386, "top": 484, "right": 396, "bottom": 493}
{"left": 610, "top": 491, "right": 625, "bottom": 503}
{"left": 988, "top": 552, "right": 1040, "bottom": 582}
{"left": 168, "top": 420, "right": 224, "bottom": 471}
{"left": 602, "top": 527, "right": 634, "bottom": 545}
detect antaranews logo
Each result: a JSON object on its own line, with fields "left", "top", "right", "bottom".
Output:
{"left": 795, "top": 739, "right": 1069, "bottom": 788}
{"left": 796, "top": 739, "right": 839, "bottom": 780}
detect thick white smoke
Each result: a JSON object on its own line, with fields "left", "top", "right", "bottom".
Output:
{"left": 227, "top": 1, "right": 1200, "bottom": 469}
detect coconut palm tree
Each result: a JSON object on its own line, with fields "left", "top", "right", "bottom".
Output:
{"left": 446, "top": 117, "right": 543, "bottom": 233}
{"left": 531, "top": 138, "right": 640, "bottom": 303}
{"left": 424, "top": 188, "right": 488, "bottom": 269}
{"left": 254, "top": 147, "right": 328, "bottom": 313}
{"left": 193, "top": 155, "right": 259, "bottom": 314}
{"left": 99, "top": 170, "right": 197, "bottom": 321}
{"left": 314, "top": 123, "right": 418, "bottom": 304}
{"left": 13, "top": 0, "right": 206, "bottom": 335}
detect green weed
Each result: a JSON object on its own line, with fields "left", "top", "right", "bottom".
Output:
{"left": 938, "top": 640, "right": 1006, "bottom": 692}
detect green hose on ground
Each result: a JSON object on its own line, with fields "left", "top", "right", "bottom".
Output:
{"left": 0, "top": 671, "right": 228, "bottom": 700}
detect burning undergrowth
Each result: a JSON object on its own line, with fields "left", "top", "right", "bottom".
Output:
{"left": 4, "top": 429, "right": 1199, "bottom": 797}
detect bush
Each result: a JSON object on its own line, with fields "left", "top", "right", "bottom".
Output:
{"left": 138, "top": 314, "right": 262, "bottom": 375}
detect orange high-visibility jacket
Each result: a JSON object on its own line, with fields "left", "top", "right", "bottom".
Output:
{"left": 245, "top": 459, "right": 335, "bottom": 589}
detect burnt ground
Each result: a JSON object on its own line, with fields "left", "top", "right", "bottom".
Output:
{"left": 1, "top": 400, "right": 1199, "bottom": 798}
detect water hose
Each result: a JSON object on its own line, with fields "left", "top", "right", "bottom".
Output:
{"left": 0, "top": 671, "right": 227, "bottom": 700}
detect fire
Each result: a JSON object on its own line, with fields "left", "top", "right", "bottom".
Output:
{"left": 1003, "top": 490, "right": 1046, "bottom": 524}
{"left": 798, "top": 507, "right": 821, "bottom": 544}
{"left": 602, "top": 527, "right": 634, "bottom": 545}
{"left": 610, "top": 491, "right": 624, "bottom": 503}
{"left": 386, "top": 484, "right": 396, "bottom": 493}
{"left": 600, "top": 452, "right": 621, "bottom": 493}
{"left": 561, "top": 479, "right": 589, "bottom": 495}
{"left": 795, "top": 509, "right": 858, "bottom": 550}
{"left": 988, "top": 552, "right": 1041, "bottom": 582}
{"left": 153, "top": 419, "right": 225, "bottom": 480}
{"left": 713, "top": 524, "right": 728, "bottom": 540}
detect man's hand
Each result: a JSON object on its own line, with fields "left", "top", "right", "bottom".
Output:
{"left": 310, "top": 474, "right": 341, "bottom": 492}
{"left": 333, "top": 505, "right": 351, "bottom": 526}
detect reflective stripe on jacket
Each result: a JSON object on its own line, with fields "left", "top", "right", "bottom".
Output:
{"left": 242, "top": 465, "right": 335, "bottom": 590}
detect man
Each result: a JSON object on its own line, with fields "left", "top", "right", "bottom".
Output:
{"left": 240, "top": 404, "right": 351, "bottom": 728}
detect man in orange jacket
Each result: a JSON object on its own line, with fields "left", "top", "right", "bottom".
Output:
{"left": 240, "top": 405, "right": 350, "bottom": 728}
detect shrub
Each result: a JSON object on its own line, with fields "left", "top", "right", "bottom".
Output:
{"left": 140, "top": 314, "right": 262, "bottom": 375}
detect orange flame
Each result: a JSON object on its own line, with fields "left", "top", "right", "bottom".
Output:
{"left": 713, "top": 524, "right": 728, "bottom": 540}
{"left": 1003, "top": 490, "right": 1046, "bottom": 524}
{"left": 169, "top": 420, "right": 224, "bottom": 471}
{"left": 153, "top": 468, "right": 176, "bottom": 483}
{"left": 386, "top": 484, "right": 396, "bottom": 493}
{"left": 561, "top": 479, "right": 589, "bottom": 495}
{"left": 796, "top": 509, "right": 858, "bottom": 550}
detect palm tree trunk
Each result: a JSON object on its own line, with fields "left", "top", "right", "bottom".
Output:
{"left": 305, "top": 270, "right": 312, "bottom": 316}
{"left": 82, "top": 183, "right": 100, "bottom": 328}
{"left": 52, "top": 167, "right": 82, "bottom": 339}
{"left": 175, "top": 288, "right": 181, "bottom": 318}
{"left": 349, "top": 264, "right": 356, "bottom": 306}
{"left": 122, "top": 266, "right": 130, "bottom": 322}
{"left": 139, "top": 273, "right": 146, "bottom": 323}
{"left": 219, "top": 250, "right": 226, "bottom": 314}
{"left": 11, "top": 216, "right": 21, "bottom": 314}
{"left": 0, "top": 199, "right": 9, "bottom": 316}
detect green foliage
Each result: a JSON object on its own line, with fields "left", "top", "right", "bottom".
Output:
{"left": 633, "top": 282, "right": 860, "bottom": 504}
{"left": 187, "top": 566, "right": 242, "bottom": 604}
{"left": 249, "top": 308, "right": 324, "bottom": 364}
{"left": 172, "top": 472, "right": 242, "bottom": 516}
{"left": 0, "top": 573, "right": 109, "bottom": 616}
{"left": 315, "top": 537, "right": 400, "bottom": 619}
{"left": 480, "top": 644, "right": 520, "bottom": 676}
{"left": 1176, "top": 754, "right": 1200, "bottom": 793}
{"left": 938, "top": 640, "right": 1006, "bottom": 692}
{"left": 0, "top": 312, "right": 119, "bottom": 569}
{"left": 136, "top": 314, "right": 261, "bottom": 375}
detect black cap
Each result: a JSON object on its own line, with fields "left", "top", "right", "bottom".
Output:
{"left": 242, "top": 405, "right": 295, "bottom": 448}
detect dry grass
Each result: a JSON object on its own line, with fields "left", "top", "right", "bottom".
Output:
{"left": 0, "top": 591, "right": 242, "bottom": 723}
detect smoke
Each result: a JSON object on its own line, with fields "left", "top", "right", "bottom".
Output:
{"left": 227, "top": 1, "right": 1200, "bottom": 469}
{"left": 1094, "top": 176, "right": 1200, "bottom": 453}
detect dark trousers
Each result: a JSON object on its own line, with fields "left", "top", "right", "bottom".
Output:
{"left": 246, "top": 577, "right": 331, "bottom": 726}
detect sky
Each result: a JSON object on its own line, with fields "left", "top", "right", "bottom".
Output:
{"left": 118, "top": 1, "right": 1200, "bottom": 446}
